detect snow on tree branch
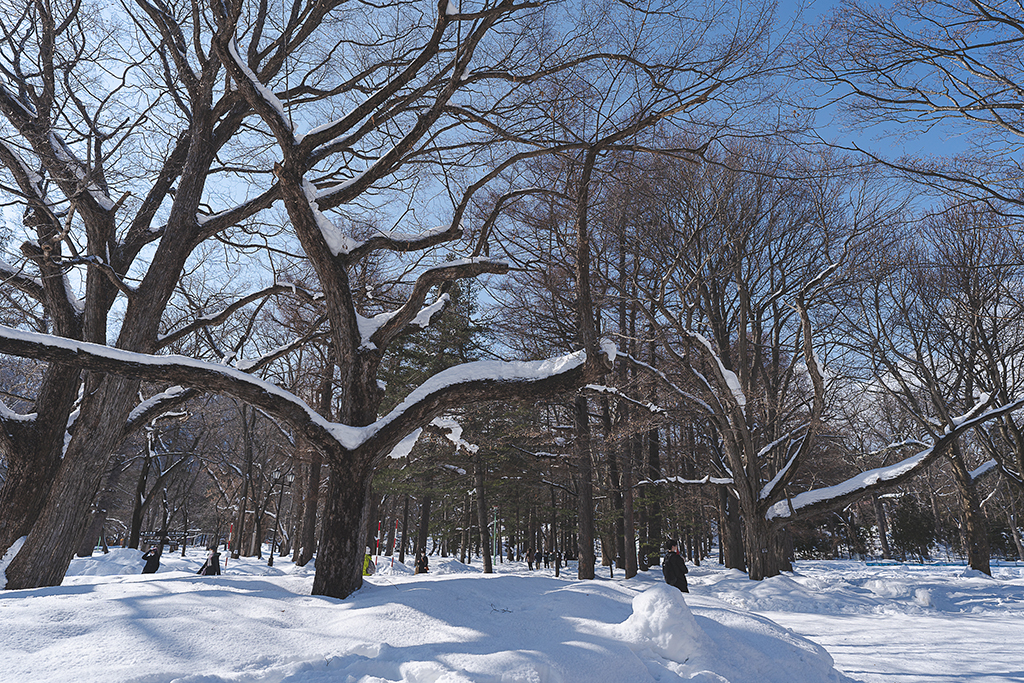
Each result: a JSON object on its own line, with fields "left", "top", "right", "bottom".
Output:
{"left": 638, "top": 475, "right": 735, "bottom": 487}
{"left": 0, "top": 325, "right": 599, "bottom": 466}
{"left": 368, "top": 258, "right": 508, "bottom": 350}
{"left": 583, "top": 384, "right": 666, "bottom": 415}
{"left": 625, "top": 353, "right": 714, "bottom": 415}
{"left": 757, "top": 426, "right": 810, "bottom": 502}
{"left": 766, "top": 397, "right": 1024, "bottom": 521}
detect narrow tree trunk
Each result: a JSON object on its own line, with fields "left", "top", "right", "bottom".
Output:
{"left": 297, "top": 451, "right": 322, "bottom": 567}
{"left": 128, "top": 456, "right": 152, "bottom": 549}
{"left": 872, "top": 493, "right": 892, "bottom": 560}
{"left": 399, "top": 495, "right": 410, "bottom": 564}
{"left": 417, "top": 494, "right": 432, "bottom": 556}
{"left": 623, "top": 433, "right": 638, "bottom": 579}
{"left": 76, "top": 455, "right": 125, "bottom": 557}
{"left": 475, "top": 458, "right": 493, "bottom": 573}
{"left": 1008, "top": 511, "right": 1024, "bottom": 562}
{"left": 291, "top": 455, "right": 307, "bottom": 564}
{"left": 644, "top": 425, "right": 662, "bottom": 569}
{"left": 232, "top": 407, "right": 253, "bottom": 559}
{"left": 575, "top": 394, "right": 596, "bottom": 580}
{"left": 551, "top": 486, "right": 560, "bottom": 578}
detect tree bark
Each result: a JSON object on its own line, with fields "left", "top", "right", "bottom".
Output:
{"left": 947, "top": 445, "right": 990, "bottom": 574}
{"left": 416, "top": 494, "right": 432, "bottom": 556}
{"left": 475, "top": 458, "right": 493, "bottom": 573}
{"left": 575, "top": 394, "right": 596, "bottom": 579}
{"left": 311, "top": 460, "right": 372, "bottom": 599}
{"left": 622, "top": 432, "right": 638, "bottom": 578}
{"left": 76, "top": 455, "right": 125, "bottom": 557}
{"left": 297, "top": 452, "right": 322, "bottom": 567}
{"left": 872, "top": 493, "right": 892, "bottom": 560}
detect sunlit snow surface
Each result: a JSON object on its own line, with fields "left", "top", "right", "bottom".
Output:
{"left": 1, "top": 549, "right": 1022, "bottom": 682}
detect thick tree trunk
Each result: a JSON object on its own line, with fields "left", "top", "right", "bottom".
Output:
{"left": 744, "top": 514, "right": 784, "bottom": 581}
{"left": 720, "top": 488, "right": 745, "bottom": 571}
{"left": 947, "top": 448, "right": 990, "bottom": 574}
{"left": 5, "top": 375, "right": 138, "bottom": 590}
{"left": 311, "top": 461, "right": 372, "bottom": 599}
{"left": 0, "top": 364, "right": 80, "bottom": 556}
{"left": 575, "top": 394, "right": 596, "bottom": 580}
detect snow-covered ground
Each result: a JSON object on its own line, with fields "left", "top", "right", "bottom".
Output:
{"left": 1, "top": 548, "right": 1021, "bottom": 682}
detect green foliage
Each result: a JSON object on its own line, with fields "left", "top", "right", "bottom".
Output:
{"left": 986, "top": 516, "right": 1017, "bottom": 560}
{"left": 378, "top": 279, "right": 489, "bottom": 414}
{"left": 889, "top": 495, "right": 936, "bottom": 562}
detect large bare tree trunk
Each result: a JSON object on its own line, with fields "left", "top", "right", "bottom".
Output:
{"left": 0, "top": 365, "right": 80, "bottom": 556}
{"left": 5, "top": 375, "right": 138, "bottom": 590}
{"left": 948, "top": 446, "right": 990, "bottom": 574}
{"left": 76, "top": 455, "right": 125, "bottom": 557}
{"left": 743, "top": 513, "right": 784, "bottom": 581}
{"left": 311, "top": 461, "right": 372, "bottom": 599}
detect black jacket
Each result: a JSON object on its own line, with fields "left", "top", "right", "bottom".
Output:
{"left": 198, "top": 552, "right": 221, "bottom": 575}
{"left": 663, "top": 551, "right": 688, "bottom": 592}
{"left": 142, "top": 549, "right": 161, "bottom": 574}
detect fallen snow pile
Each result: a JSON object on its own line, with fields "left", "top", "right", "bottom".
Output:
{"left": 611, "top": 584, "right": 848, "bottom": 682}
{"left": 0, "top": 549, "right": 856, "bottom": 683}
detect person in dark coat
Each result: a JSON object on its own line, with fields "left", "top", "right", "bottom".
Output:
{"left": 414, "top": 551, "right": 429, "bottom": 574}
{"left": 197, "top": 549, "right": 221, "bottom": 576}
{"left": 663, "top": 541, "right": 688, "bottom": 593}
{"left": 141, "top": 544, "right": 162, "bottom": 574}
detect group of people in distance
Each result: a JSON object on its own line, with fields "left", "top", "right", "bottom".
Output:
{"left": 140, "top": 539, "right": 221, "bottom": 576}
{"left": 141, "top": 538, "right": 689, "bottom": 591}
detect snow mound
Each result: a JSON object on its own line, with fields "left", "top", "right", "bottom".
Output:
{"left": 613, "top": 585, "right": 852, "bottom": 682}
{"left": 617, "top": 584, "right": 712, "bottom": 661}
{"left": 64, "top": 548, "right": 146, "bottom": 576}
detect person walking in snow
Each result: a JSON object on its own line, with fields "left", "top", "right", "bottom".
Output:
{"left": 663, "top": 541, "right": 688, "bottom": 593}
{"left": 197, "top": 548, "right": 221, "bottom": 575}
{"left": 414, "top": 551, "right": 429, "bottom": 574}
{"left": 141, "top": 543, "right": 162, "bottom": 574}
{"left": 526, "top": 548, "right": 535, "bottom": 570}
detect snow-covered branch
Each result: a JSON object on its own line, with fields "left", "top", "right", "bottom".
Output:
{"left": 583, "top": 384, "right": 666, "bottom": 415}
{"left": 766, "top": 397, "right": 1024, "bottom": 521}
{"left": 346, "top": 223, "right": 464, "bottom": 263}
{"left": 624, "top": 353, "right": 714, "bottom": 415}
{"left": 368, "top": 258, "right": 509, "bottom": 351}
{"left": 638, "top": 475, "right": 735, "bottom": 487}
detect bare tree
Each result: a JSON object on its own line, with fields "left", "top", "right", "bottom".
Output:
{"left": 0, "top": 0, "right": 782, "bottom": 599}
